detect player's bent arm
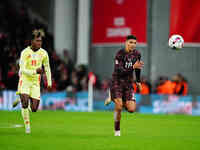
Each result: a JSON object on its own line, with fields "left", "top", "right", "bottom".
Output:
{"left": 135, "top": 69, "right": 141, "bottom": 83}
{"left": 135, "top": 69, "right": 142, "bottom": 92}
{"left": 43, "top": 52, "right": 52, "bottom": 87}
{"left": 19, "top": 52, "right": 36, "bottom": 76}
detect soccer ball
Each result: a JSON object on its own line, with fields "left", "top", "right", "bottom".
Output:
{"left": 168, "top": 34, "right": 184, "bottom": 50}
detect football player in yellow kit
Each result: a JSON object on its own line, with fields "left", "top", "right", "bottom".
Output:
{"left": 13, "top": 29, "right": 52, "bottom": 134}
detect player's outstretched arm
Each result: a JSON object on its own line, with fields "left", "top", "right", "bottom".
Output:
{"left": 43, "top": 52, "right": 52, "bottom": 88}
{"left": 134, "top": 60, "right": 144, "bottom": 92}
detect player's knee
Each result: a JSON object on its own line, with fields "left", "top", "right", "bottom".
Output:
{"left": 114, "top": 98, "right": 123, "bottom": 111}
{"left": 20, "top": 94, "right": 29, "bottom": 108}
{"left": 115, "top": 102, "right": 123, "bottom": 111}
{"left": 116, "top": 105, "right": 123, "bottom": 112}
{"left": 21, "top": 101, "right": 28, "bottom": 108}
{"left": 22, "top": 103, "right": 28, "bottom": 108}
{"left": 20, "top": 94, "right": 29, "bottom": 100}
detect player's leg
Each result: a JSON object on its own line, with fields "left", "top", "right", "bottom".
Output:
{"left": 12, "top": 83, "right": 22, "bottom": 108}
{"left": 18, "top": 79, "right": 31, "bottom": 133}
{"left": 124, "top": 83, "right": 136, "bottom": 113}
{"left": 12, "top": 96, "right": 20, "bottom": 108}
{"left": 30, "top": 84, "right": 40, "bottom": 112}
{"left": 113, "top": 98, "right": 123, "bottom": 136}
{"left": 20, "top": 93, "right": 31, "bottom": 134}
{"left": 110, "top": 80, "right": 123, "bottom": 136}
{"left": 30, "top": 83, "right": 41, "bottom": 111}
{"left": 104, "top": 89, "right": 111, "bottom": 106}
{"left": 13, "top": 92, "right": 28, "bottom": 109}
{"left": 30, "top": 98, "right": 40, "bottom": 112}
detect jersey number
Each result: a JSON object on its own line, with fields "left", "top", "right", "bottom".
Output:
{"left": 125, "top": 62, "right": 132, "bottom": 68}
{"left": 32, "top": 60, "right": 37, "bottom": 66}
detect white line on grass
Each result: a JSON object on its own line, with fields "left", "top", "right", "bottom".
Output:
{"left": 0, "top": 124, "right": 23, "bottom": 128}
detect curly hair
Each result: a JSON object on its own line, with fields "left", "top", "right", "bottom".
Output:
{"left": 31, "top": 29, "right": 45, "bottom": 40}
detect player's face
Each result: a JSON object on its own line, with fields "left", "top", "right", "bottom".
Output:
{"left": 126, "top": 39, "right": 137, "bottom": 52}
{"left": 32, "top": 37, "right": 42, "bottom": 49}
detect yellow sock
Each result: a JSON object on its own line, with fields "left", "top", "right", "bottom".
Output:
{"left": 21, "top": 108, "right": 30, "bottom": 129}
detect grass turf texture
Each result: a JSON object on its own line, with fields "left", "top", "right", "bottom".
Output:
{"left": 0, "top": 111, "right": 200, "bottom": 150}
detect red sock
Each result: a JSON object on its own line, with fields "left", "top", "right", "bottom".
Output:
{"left": 115, "top": 121, "right": 120, "bottom": 131}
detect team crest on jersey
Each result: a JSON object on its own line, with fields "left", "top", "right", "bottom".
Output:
{"left": 39, "top": 53, "right": 43, "bottom": 59}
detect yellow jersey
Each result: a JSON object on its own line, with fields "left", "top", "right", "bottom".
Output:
{"left": 19, "top": 46, "right": 52, "bottom": 87}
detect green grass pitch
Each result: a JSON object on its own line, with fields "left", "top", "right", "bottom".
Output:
{"left": 0, "top": 111, "right": 200, "bottom": 150}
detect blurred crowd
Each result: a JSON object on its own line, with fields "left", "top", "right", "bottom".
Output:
{"left": 133, "top": 73, "right": 188, "bottom": 96}
{"left": 0, "top": 0, "right": 52, "bottom": 91}
{"left": 0, "top": 0, "right": 102, "bottom": 94}
{"left": 0, "top": 0, "right": 188, "bottom": 96}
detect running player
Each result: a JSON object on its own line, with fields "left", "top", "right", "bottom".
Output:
{"left": 13, "top": 29, "right": 52, "bottom": 133}
{"left": 105, "top": 35, "right": 144, "bottom": 136}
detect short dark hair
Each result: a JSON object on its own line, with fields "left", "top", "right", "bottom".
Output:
{"left": 126, "top": 35, "right": 137, "bottom": 40}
